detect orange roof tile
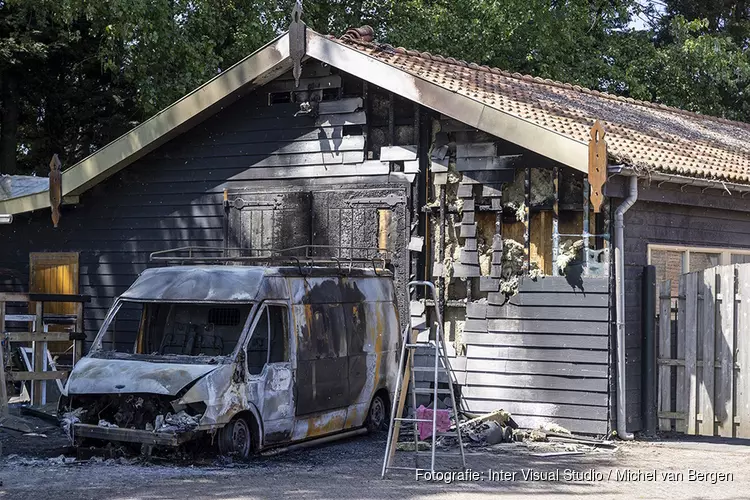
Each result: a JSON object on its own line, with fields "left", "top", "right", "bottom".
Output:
{"left": 336, "top": 29, "right": 750, "bottom": 184}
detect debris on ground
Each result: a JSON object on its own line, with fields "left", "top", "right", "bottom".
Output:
{"left": 61, "top": 408, "right": 85, "bottom": 440}
{"left": 531, "top": 450, "right": 585, "bottom": 458}
{"left": 1, "top": 407, "right": 73, "bottom": 458}
{"left": 98, "top": 419, "right": 119, "bottom": 428}
{"left": 0, "top": 414, "right": 33, "bottom": 433}
{"left": 396, "top": 441, "right": 431, "bottom": 452}
{"left": 19, "top": 405, "right": 60, "bottom": 424}
{"left": 540, "top": 422, "right": 572, "bottom": 435}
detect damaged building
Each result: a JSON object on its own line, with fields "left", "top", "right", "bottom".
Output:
{"left": 3, "top": 17, "right": 750, "bottom": 439}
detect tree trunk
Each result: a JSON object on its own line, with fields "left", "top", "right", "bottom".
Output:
{"left": 0, "top": 72, "right": 19, "bottom": 175}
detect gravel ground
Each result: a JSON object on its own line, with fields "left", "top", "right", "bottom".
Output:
{"left": 2, "top": 414, "right": 749, "bottom": 500}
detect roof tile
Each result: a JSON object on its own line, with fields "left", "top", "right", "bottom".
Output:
{"left": 337, "top": 35, "right": 750, "bottom": 184}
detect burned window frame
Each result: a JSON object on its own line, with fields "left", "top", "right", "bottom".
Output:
{"left": 89, "top": 298, "right": 257, "bottom": 362}
{"left": 243, "top": 301, "right": 290, "bottom": 376}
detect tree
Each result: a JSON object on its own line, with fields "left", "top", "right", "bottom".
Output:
{"left": 1, "top": 1, "right": 750, "bottom": 176}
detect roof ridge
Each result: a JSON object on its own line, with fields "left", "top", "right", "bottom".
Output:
{"left": 335, "top": 28, "right": 750, "bottom": 132}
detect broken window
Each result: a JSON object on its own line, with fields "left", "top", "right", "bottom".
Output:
{"left": 95, "top": 301, "right": 251, "bottom": 357}
{"left": 247, "top": 304, "right": 288, "bottom": 375}
{"left": 99, "top": 301, "right": 144, "bottom": 353}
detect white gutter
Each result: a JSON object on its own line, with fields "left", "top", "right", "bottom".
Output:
{"left": 614, "top": 174, "right": 637, "bottom": 440}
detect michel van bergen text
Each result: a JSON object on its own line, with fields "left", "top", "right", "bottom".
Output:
{"left": 415, "top": 469, "right": 734, "bottom": 484}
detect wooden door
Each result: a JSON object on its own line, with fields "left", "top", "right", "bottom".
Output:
{"left": 29, "top": 252, "right": 80, "bottom": 361}
{"left": 29, "top": 252, "right": 80, "bottom": 314}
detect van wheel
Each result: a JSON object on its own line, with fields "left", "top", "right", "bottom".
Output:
{"left": 365, "top": 393, "right": 387, "bottom": 433}
{"left": 218, "top": 416, "right": 254, "bottom": 459}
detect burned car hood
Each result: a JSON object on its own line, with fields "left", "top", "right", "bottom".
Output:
{"left": 66, "top": 356, "right": 220, "bottom": 396}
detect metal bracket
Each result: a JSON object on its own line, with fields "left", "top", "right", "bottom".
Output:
{"left": 289, "top": 1, "right": 306, "bottom": 88}
{"left": 346, "top": 192, "right": 406, "bottom": 207}
{"left": 231, "top": 194, "right": 285, "bottom": 210}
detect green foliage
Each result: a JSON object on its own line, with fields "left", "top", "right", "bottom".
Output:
{"left": 0, "top": 1, "right": 749, "bottom": 174}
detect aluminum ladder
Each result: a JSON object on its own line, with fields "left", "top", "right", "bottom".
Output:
{"left": 381, "top": 280, "right": 466, "bottom": 477}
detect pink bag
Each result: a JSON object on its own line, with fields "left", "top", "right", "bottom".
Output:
{"left": 416, "top": 405, "right": 451, "bottom": 440}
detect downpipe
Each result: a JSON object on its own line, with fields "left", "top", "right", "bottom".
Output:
{"left": 614, "top": 175, "right": 637, "bottom": 441}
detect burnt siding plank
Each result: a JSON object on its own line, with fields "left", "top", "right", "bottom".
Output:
{"left": 489, "top": 291, "right": 609, "bottom": 307}
{"left": 462, "top": 332, "right": 609, "bottom": 349}
{"left": 464, "top": 372, "right": 608, "bottom": 392}
{"left": 152, "top": 136, "right": 366, "bottom": 161}
{"left": 462, "top": 277, "right": 611, "bottom": 434}
{"left": 464, "top": 359, "right": 607, "bottom": 378}
{"left": 462, "top": 386, "right": 607, "bottom": 407}
{"left": 514, "top": 276, "right": 608, "bottom": 293}
{"left": 466, "top": 345, "right": 608, "bottom": 364}
{"left": 486, "top": 319, "right": 609, "bottom": 335}
{"left": 486, "top": 304, "right": 608, "bottom": 321}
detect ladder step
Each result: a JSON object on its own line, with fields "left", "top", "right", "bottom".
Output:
{"left": 405, "top": 343, "right": 435, "bottom": 348}
{"left": 411, "top": 366, "right": 452, "bottom": 372}
{"left": 414, "top": 451, "right": 465, "bottom": 457}
{"left": 413, "top": 388, "right": 453, "bottom": 395}
{"left": 394, "top": 417, "right": 436, "bottom": 423}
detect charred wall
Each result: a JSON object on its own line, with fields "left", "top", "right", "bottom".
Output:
{"left": 0, "top": 62, "right": 417, "bottom": 346}
{"left": 413, "top": 116, "right": 613, "bottom": 435}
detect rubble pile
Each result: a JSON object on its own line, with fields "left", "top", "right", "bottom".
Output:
{"left": 397, "top": 408, "right": 617, "bottom": 456}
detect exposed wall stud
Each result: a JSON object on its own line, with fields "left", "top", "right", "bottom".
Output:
{"left": 552, "top": 165, "right": 560, "bottom": 276}
{"left": 583, "top": 176, "right": 590, "bottom": 273}
{"left": 388, "top": 92, "right": 395, "bottom": 146}
{"left": 523, "top": 166, "right": 531, "bottom": 273}
{"left": 438, "top": 186, "right": 447, "bottom": 319}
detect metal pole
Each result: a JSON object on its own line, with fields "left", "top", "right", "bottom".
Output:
{"left": 614, "top": 175, "right": 637, "bottom": 441}
{"left": 642, "top": 265, "right": 657, "bottom": 435}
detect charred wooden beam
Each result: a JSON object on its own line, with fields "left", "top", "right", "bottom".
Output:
{"left": 552, "top": 166, "right": 560, "bottom": 276}
{"left": 523, "top": 166, "right": 531, "bottom": 273}
{"left": 388, "top": 92, "right": 395, "bottom": 146}
{"left": 418, "top": 107, "right": 430, "bottom": 281}
{"left": 362, "top": 81, "right": 369, "bottom": 157}
{"left": 583, "top": 177, "right": 590, "bottom": 273}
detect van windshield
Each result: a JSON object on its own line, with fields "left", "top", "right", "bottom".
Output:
{"left": 92, "top": 301, "right": 253, "bottom": 358}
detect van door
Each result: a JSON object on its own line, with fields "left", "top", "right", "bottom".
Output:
{"left": 246, "top": 303, "right": 294, "bottom": 445}
{"left": 295, "top": 303, "right": 349, "bottom": 415}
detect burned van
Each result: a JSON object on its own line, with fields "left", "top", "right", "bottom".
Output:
{"left": 59, "top": 265, "right": 399, "bottom": 457}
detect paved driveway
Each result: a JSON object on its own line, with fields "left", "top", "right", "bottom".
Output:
{"left": 2, "top": 432, "right": 749, "bottom": 500}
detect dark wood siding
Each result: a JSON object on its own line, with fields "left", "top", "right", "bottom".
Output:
{"left": 414, "top": 277, "right": 611, "bottom": 435}
{"left": 0, "top": 67, "right": 413, "bottom": 344}
{"left": 609, "top": 178, "right": 750, "bottom": 432}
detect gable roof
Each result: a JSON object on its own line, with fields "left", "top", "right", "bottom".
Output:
{"left": 331, "top": 27, "right": 750, "bottom": 184}
{"left": 2, "top": 24, "right": 750, "bottom": 217}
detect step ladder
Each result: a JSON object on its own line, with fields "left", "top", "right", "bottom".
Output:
{"left": 381, "top": 280, "right": 466, "bottom": 477}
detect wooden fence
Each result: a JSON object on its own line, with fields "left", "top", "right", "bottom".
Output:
{"left": 658, "top": 264, "right": 750, "bottom": 437}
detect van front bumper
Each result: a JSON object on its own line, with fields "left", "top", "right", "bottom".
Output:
{"left": 73, "top": 423, "right": 197, "bottom": 447}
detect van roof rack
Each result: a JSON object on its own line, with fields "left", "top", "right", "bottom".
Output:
{"left": 149, "top": 245, "right": 392, "bottom": 275}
